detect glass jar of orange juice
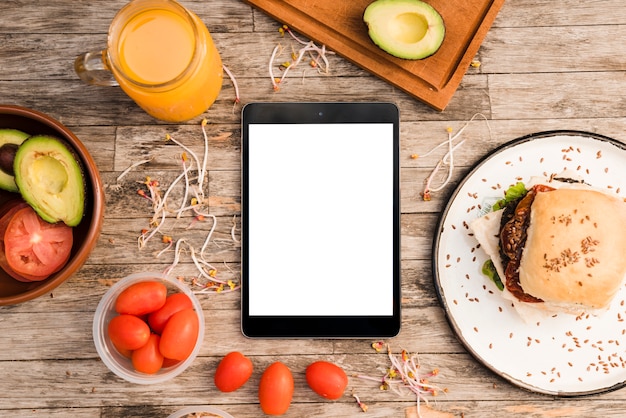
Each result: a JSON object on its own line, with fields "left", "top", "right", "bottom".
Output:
{"left": 75, "top": 0, "right": 223, "bottom": 122}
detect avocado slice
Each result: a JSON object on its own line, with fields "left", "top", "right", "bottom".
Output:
{"left": 0, "top": 129, "right": 30, "bottom": 192}
{"left": 364, "top": 0, "right": 445, "bottom": 60}
{"left": 13, "top": 135, "right": 86, "bottom": 227}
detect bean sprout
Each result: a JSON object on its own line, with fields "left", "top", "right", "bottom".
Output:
{"left": 269, "top": 25, "right": 333, "bottom": 91}
{"left": 418, "top": 113, "right": 492, "bottom": 200}
{"left": 125, "top": 120, "right": 240, "bottom": 293}
{"left": 355, "top": 342, "right": 446, "bottom": 417}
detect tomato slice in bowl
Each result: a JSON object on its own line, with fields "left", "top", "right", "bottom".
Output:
{"left": 3, "top": 206, "right": 73, "bottom": 280}
{"left": 0, "top": 200, "right": 46, "bottom": 282}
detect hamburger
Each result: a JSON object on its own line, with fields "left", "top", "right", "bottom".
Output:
{"left": 470, "top": 175, "right": 626, "bottom": 317}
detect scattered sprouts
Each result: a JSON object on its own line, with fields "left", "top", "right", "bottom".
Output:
{"left": 355, "top": 342, "right": 446, "bottom": 417}
{"left": 222, "top": 64, "right": 241, "bottom": 110}
{"left": 125, "top": 120, "right": 240, "bottom": 294}
{"left": 116, "top": 157, "right": 153, "bottom": 182}
{"left": 230, "top": 215, "right": 240, "bottom": 243}
{"left": 352, "top": 392, "right": 368, "bottom": 412}
{"left": 415, "top": 113, "right": 492, "bottom": 200}
{"left": 269, "top": 25, "right": 333, "bottom": 91}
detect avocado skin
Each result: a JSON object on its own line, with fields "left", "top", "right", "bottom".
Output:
{"left": 13, "top": 135, "right": 86, "bottom": 227}
{"left": 0, "top": 129, "right": 29, "bottom": 192}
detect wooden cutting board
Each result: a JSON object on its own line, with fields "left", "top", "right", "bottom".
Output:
{"left": 243, "top": 0, "right": 505, "bottom": 111}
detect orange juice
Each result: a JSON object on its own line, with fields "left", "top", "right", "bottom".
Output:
{"left": 119, "top": 9, "right": 195, "bottom": 84}
{"left": 108, "top": 2, "right": 223, "bottom": 122}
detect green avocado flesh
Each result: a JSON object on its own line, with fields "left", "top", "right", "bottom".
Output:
{"left": 13, "top": 135, "right": 86, "bottom": 227}
{"left": 0, "top": 129, "right": 30, "bottom": 192}
{"left": 364, "top": 0, "right": 445, "bottom": 60}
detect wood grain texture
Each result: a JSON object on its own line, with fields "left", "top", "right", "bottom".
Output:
{"left": 0, "top": 0, "right": 625, "bottom": 416}
{"left": 243, "top": 0, "right": 506, "bottom": 110}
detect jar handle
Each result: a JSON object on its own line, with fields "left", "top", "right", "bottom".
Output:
{"left": 74, "top": 50, "right": 119, "bottom": 87}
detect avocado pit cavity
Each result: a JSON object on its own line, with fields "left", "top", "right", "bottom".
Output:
{"left": 391, "top": 13, "right": 428, "bottom": 44}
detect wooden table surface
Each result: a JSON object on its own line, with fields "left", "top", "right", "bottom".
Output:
{"left": 1, "top": 1, "right": 626, "bottom": 417}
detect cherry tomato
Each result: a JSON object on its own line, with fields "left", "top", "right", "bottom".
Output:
{"left": 3, "top": 205, "right": 73, "bottom": 279}
{"left": 258, "top": 362, "right": 294, "bottom": 415}
{"left": 159, "top": 308, "right": 199, "bottom": 361}
{"left": 131, "top": 333, "right": 164, "bottom": 374}
{"left": 214, "top": 351, "right": 253, "bottom": 392}
{"left": 0, "top": 200, "right": 46, "bottom": 282}
{"left": 115, "top": 281, "right": 167, "bottom": 316}
{"left": 148, "top": 292, "right": 193, "bottom": 334}
{"left": 162, "top": 357, "right": 182, "bottom": 368}
{"left": 305, "top": 361, "right": 348, "bottom": 400}
{"left": 107, "top": 314, "right": 151, "bottom": 351}
{"left": 115, "top": 345, "right": 133, "bottom": 359}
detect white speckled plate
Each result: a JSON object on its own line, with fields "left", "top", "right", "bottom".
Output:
{"left": 433, "top": 130, "right": 626, "bottom": 396}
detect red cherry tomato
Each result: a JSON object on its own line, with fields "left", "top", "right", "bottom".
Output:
{"left": 159, "top": 308, "right": 199, "bottom": 361}
{"left": 115, "top": 281, "right": 167, "bottom": 316}
{"left": 147, "top": 292, "right": 193, "bottom": 334}
{"left": 107, "top": 314, "right": 151, "bottom": 351}
{"left": 214, "top": 351, "right": 253, "bottom": 392}
{"left": 115, "top": 345, "right": 133, "bottom": 359}
{"left": 131, "top": 333, "right": 164, "bottom": 374}
{"left": 305, "top": 361, "right": 348, "bottom": 400}
{"left": 162, "top": 357, "right": 182, "bottom": 368}
{"left": 3, "top": 205, "right": 73, "bottom": 279}
{"left": 258, "top": 362, "right": 294, "bottom": 416}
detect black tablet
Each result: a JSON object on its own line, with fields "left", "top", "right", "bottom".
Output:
{"left": 241, "top": 102, "right": 401, "bottom": 338}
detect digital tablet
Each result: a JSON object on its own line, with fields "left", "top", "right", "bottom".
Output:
{"left": 241, "top": 102, "right": 401, "bottom": 338}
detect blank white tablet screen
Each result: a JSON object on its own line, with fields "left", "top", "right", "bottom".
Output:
{"left": 247, "top": 123, "right": 394, "bottom": 316}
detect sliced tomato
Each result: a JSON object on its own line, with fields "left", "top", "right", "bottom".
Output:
{"left": 3, "top": 206, "right": 73, "bottom": 279}
{"left": 0, "top": 200, "right": 48, "bottom": 282}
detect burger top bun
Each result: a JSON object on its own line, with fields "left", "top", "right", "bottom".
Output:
{"left": 520, "top": 188, "right": 626, "bottom": 311}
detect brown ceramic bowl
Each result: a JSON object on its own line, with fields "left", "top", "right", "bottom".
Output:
{"left": 0, "top": 105, "right": 104, "bottom": 305}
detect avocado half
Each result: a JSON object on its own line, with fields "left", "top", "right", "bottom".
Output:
{"left": 0, "top": 129, "right": 30, "bottom": 192}
{"left": 13, "top": 135, "right": 86, "bottom": 227}
{"left": 364, "top": 0, "right": 445, "bottom": 60}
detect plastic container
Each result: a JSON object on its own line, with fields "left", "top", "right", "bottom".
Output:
{"left": 167, "top": 406, "right": 234, "bottom": 418}
{"left": 93, "top": 271, "right": 205, "bottom": 384}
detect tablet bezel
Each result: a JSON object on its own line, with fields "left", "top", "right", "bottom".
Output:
{"left": 241, "top": 102, "right": 401, "bottom": 338}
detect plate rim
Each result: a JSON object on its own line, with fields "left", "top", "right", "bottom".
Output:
{"left": 432, "top": 130, "right": 626, "bottom": 397}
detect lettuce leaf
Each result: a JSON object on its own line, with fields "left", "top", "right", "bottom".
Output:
{"left": 492, "top": 181, "right": 527, "bottom": 211}
{"left": 480, "top": 182, "right": 527, "bottom": 291}
{"left": 482, "top": 259, "right": 504, "bottom": 291}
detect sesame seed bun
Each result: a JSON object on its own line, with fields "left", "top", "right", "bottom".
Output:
{"left": 520, "top": 188, "right": 626, "bottom": 310}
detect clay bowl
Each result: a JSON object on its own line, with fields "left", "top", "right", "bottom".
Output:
{"left": 0, "top": 104, "right": 104, "bottom": 305}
